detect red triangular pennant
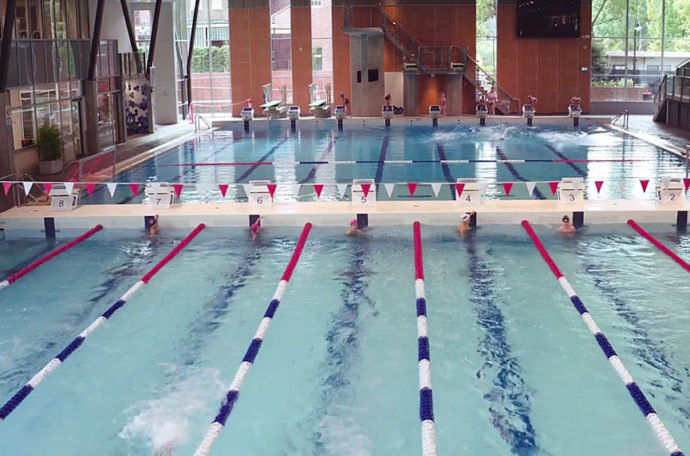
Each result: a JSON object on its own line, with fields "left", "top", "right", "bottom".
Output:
{"left": 595, "top": 181, "right": 604, "bottom": 193}
{"left": 548, "top": 181, "right": 559, "bottom": 195}
{"left": 361, "top": 184, "right": 371, "bottom": 198}
{"left": 640, "top": 179, "right": 649, "bottom": 193}
{"left": 85, "top": 183, "right": 95, "bottom": 196}
{"left": 314, "top": 184, "right": 323, "bottom": 198}
{"left": 502, "top": 182, "right": 513, "bottom": 196}
{"left": 684, "top": 178, "right": 690, "bottom": 192}
{"left": 2, "top": 182, "right": 11, "bottom": 195}
{"left": 43, "top": 183, "right": 53, "bottom": 195}
{"left": 128, "top": 184, "right": 140, "bottom": 196}
{"left": 172, "top": 184, "right": 183, "bottom": 199}
{"left": 407, "top": 182, "right": 418, "bottom": 196}
{"left": 218, "top": 184, "right": 229, "bottom": 197}
{"left": 267, "top": 184, "right": 277, "bottom": 198}
{"left": 455, "top": 183, "right": 465, "bottom": 197}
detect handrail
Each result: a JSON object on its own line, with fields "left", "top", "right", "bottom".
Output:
{"left": 611, "top": 110, "right": 629, "bottom": 129}
{"left": 464, "top": 54, "right": 520, "bottom": 114}
{"left": 20, "top": 173, "right": 49, "bottom": 202}
{"left": 381, "top": 11, "right": 421, "bottom": 64}
{"left": 195, "top": 115, "right": 212, "bottom": 132}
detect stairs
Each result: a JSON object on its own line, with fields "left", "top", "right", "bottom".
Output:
{"left": 342, "top": 3, "right": 520, "bottom": 114}
{"left": 653, "top": 75, "right": 668, "bottom": 123}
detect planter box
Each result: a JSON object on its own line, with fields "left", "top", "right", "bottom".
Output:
{"left": 39, "top": 158, "right": 63, "bottom": 175}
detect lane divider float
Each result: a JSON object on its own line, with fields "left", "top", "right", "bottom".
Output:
{"left": 413, "top": 221, "right": 438, "bottom": 456}
{"left": 0, "top": 223, "right": 206, "bottom": 421}
{"left": 522, "top": 220, "right": 684, "bottom": 456}
{"left": 0, "top": 225, "right": 103, "bottom": 291}
{"left": 627, "top": 219, "right": 690, "bottom": 274}
{"left": 193, "top": 222, "right": 312, "bottom": 456}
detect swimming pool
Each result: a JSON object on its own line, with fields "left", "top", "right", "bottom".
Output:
{"left": 0, "top": 224, "right": 688, "bottom": 455}
{"left": 80, "top": 124, "right": 688, "bottom": 204}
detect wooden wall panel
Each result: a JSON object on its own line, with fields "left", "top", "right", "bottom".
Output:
{"left": 332, "top": 5, "right": 351, "bottom": 102}
{"left": 291, "top": 6, "right": 312, "bottom": 111}
{"left": 496, "top": 3, "right": 591, "bottom": 114}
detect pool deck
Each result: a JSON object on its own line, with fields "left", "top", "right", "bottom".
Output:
{"left": 0, "top": 199, "right": 687, "bottom": 237}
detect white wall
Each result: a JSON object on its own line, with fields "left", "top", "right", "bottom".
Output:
{"left": 384, "top": 72, "right": 403, "bottom": 106}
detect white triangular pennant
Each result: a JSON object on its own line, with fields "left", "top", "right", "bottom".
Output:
{"left": 22, "top": 181, "right": 33, "bottom": 195}
{"left": 431, "top": 183, "right": 442, "bottom": 197}
{"left": 292, "top": 184, "right": 301, "bottom": 196}
{"left": 64, "top": 182, "right": 75, "bottom": 195}
{"left": 525, "top": 181, "right": 536, "bottom": 196}
{"left": 336, "top": 183, "right": 348, "bottom": 197}
{"left": 106, "top": 183, "right": 117, "bottom": 197}
{"left": 384, "top": 183, "right": 395, "bottom": 197}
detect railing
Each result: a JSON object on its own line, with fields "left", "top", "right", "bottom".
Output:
{"left": 63, "top": 147, "right": 118, "bottom": 183}
{"left": 380, "top": 11, "right": 421, "bottom": 65}
{"left": 195, "top": 115, "right": 212, "bottom": 132}
{"left": 418, "top": 46, "right": 465, "bottom": 73}
{"left": 611, "top": 110, "right": 629, "bottom": 129}
{"left": 0, "top": 173, "right": 20, "bottom": 209}
{"left": 20, "top": 173, "right": 50, "bottom": 206}
{"left": 464, "top": 54, "right": 520, "bottom": 114}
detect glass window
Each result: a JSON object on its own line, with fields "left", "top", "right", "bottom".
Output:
{"left": 134, "top": 9, "right": 152, "bottom": 41}
{"left": 42, "top": 0, "right": 53, "bottom": 39}
{"left": 65, "top": 0, "right": 78, "bottom": 38}
{"left": 79, "top": 0, "right": 89, "bottom": 39}
{"left": 15, "top": 0, "right": 29, "bottom": 38}
{"left": 311, "top": 0, "right": 321, "bottom": 6}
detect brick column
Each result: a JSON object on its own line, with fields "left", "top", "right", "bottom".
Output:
{"left": 290, "top": 1, "right": 312, "bottom": 112}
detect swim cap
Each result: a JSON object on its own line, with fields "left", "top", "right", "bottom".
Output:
{"left": 461, "top": 212, "right": 471, "bottom": 222}
{"left": 350, "top": 219, "right": 358, "bottom": 227}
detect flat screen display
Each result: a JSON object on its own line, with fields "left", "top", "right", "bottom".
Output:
{"left": 517, "top": 0, "right": 581, "bottom": 38}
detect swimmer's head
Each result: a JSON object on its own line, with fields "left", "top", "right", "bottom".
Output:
{"left": 461, "top": 212, "right": 471, "bottom": 223}
{"left": 350, "top": 219, "right": 358, "bottom": 227}
{"left": 562, "top": 215, "right": 570, "bottom": 223}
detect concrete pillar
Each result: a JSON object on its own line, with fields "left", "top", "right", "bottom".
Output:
{"left": 349, "top": 32, "right": 384, "bottom": 117}
{"left": 446, "top": 74, "right": 463, "bottom": 116}
{"left": 83, "top": 80, "right": 99, "bottom": 155}
{"left": 291, "top": 1, "right": 312, "bottom": 112}
{"left": 403, "top": 72, "right": 418, "bottom": 117}
{"left": 152, "top": 3, "right": 177, "bottom": 125}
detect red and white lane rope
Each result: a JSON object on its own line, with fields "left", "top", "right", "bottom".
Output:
{"left": 413, "top": 222, "right": 437, "bottom": 456}
{"left": 0, "top": 224, "right": 206, "bottom": 421}
{"left": 193, "top": 223, "right": 312, "bottom": 456}
{"left": 522, "top": 220, "right": 684, "bottom": 456}
{"left": 627, "top": 219, "right": 690, "bottom": 274}
{"left": 0, "top": 225, "right": 103, "bottom": 291}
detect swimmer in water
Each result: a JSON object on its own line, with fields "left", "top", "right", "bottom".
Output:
{"left": 250, "top": 216, "right": 262, "bottom": 240}
{"left": 558, "top": 214, "right": 576, "bottom": 234}
{"left": 148, "top": 214, "right": 159, "bottom": 236}
{"left": 346, "top": 219, "right": 360, "bottom": 236}
{"left": 458, "top": 210, "right": 476, "bottom": 236}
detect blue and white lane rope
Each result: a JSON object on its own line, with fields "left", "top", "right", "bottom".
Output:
{"left": 413, "top": 222, "right": 438, "bottom": 456}
{"left": 0, "top": 223, "right": 206, "bottom": 422}
{"left": 522, "top": 220, "right": 684, "bottom": 456}
{"left": 193, "top": 222, "right": 313, "bottom": 456}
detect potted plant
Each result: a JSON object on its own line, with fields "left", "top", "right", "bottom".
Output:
{"left": 37, "top": 123, "right": 63, "bottom": 174}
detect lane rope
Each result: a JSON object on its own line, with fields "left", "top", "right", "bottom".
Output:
{"left": 192, "top": 222, "right": 313, "bottom": 456}
{"left": 413, "top": 222, "right": 438, "bottom": 456}
{"left": 521, "top": 220, "right": 684, "bottom": 456}
{"left": 0, "top": 224, "right": 206, "bottom": 421}
{"left": 627, "top": 219, "right": 690, "bottom": 274}
{"left": 0, "top": 225, "right": 103, "bottom": 291}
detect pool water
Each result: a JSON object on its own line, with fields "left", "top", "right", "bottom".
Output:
{"left": 81, "top": 124, "right": 687, "bottom": 204}
{"left": 0, "top": 225, "right": 689, "bottom": 455}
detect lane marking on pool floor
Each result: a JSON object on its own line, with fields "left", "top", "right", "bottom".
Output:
{"left": 627, "top": 220, "right": 690, "bottom": 274}
{"left": 0, "top": 224, "right": 206, "bottom": 421}
{"left": 299, "top": 134, "right": 338, "bottom": 184}
{"left": 193, "top": 223, "right": 312, "bottom": 456}
{"left": 413, "top": 222, "right": 438, "bottom": 456}
{"left": 496, "top": 147, "right": 547, "bottom": 200}
{"left": 522, "top": 220, "right": 684, "bottom": 456}
{"left": 0, "top": 225, "right": 103, "bottom": 291}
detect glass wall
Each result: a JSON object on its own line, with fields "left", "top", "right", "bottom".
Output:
{"left": 2, "top": 0, "right": 91, "bottom": 158}
{"left": 476, "top": 0, "right": 497, "bottom": 81}
{"left": 311, "top": 0, "right": 333, "bottom": 104}
{"left": 592, "top": 0, "right": 690, "bottom": 101}
{"left": 270, "top": 0, "right": 292, "bottom": 104}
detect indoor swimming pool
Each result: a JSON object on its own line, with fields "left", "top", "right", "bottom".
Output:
{"left": 79, "top": 123, "right": 688, "bottom": 205}
{"left": 0, "top": 224, "right": 689, "bottom": 455}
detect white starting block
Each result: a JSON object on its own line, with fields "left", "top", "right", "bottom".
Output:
{"left": 558, "top": 177, "right": 585, "bottom": 203}
{"left": 352, "top": 179, "right": 376, "bottom": 206}
{"left": 241, "top": 107, "right": 254, "bottom": 121}
{"left": 569, "top": 106, "right": 582, "bottom": 127}
{"left": 429, "top": 105, "right": 441, "bottom": 127}
{"left": 522, "top": 105, "right": 535, "bottom": 126}
{"left": 382, "top": 105, "right": 394, "bottom": 120}
{"left": 288, "top": 106, "right": 300, "bottom": 120}
{"left": 334, "top": 105, "right": 347, "bottom": 120}
{"left": 50, "top": 184, "right": 80, "bottom": 211}
{"left": 145, "top": 182, "right": 175, "bottom": 208}
{"left": 456, "top": 178, "right": 480, "bottom": 205}
{"left": 248, "top": 179, "right": 272, "bottom": 207}
{"left": 476, "top": 104, "right": 488, "bottom": 125}
{"left": 657, "top": 177, "right": 685, "bottom": 205}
